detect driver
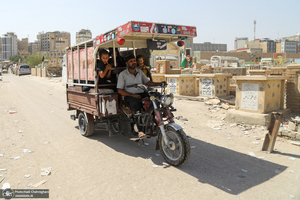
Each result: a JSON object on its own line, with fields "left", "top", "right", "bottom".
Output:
{"left": 117, "top": 54, "right": 166, "bottom": 139}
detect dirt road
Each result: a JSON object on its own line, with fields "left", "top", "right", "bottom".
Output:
{"left": 0, "top": 74, "right": 299, "bottom": 200}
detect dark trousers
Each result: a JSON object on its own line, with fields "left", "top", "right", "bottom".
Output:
{"left": 124, "top": 92, "right": 149, "bottom": 132}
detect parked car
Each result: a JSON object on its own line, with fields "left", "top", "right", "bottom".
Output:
{"left": 2, "top": 66, "right": 8, "bottom": 74}
{"left": 16, "top": 65, "right": 31, "bottom": 76}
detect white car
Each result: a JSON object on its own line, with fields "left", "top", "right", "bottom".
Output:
{"left": 16, "top": 65, "right": 31, "bottom": 76}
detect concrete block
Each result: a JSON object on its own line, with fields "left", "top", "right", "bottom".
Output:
{"left": 288, "top": 121, "right": 296, "bottom": 131}
{"left": 288, "top": 131, "right": 297, "bottom": 139}
{"left": 281, "top": 130, "right": 289, "bottom": 136}
{"left": 225, "top": 109, "right": 270, "bottom": 126}
{"left": 296, "top": 133, "right": 300, "bottom": 140}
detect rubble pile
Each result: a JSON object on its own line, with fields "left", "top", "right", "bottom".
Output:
{"left": 279, "top": 116, "right": 300, "bottom": 141}
{"left": 204, "top": 97, "right": 234, "bottom": 112}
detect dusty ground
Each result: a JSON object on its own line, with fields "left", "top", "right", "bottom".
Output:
{"left": 0, "top": 73, "right": 299, "bottom": 200}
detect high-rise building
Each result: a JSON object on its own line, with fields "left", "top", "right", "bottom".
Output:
{"left": 234, "top": 37, "right": 248, "bottom": 50}
{"left": 37, "top": 31, "right": 70, "bottom": 58}
{"left": 1, "top": 32, "right": 18, "bottom": 60}
{"left": 28, "top": 41, "right": 40, "bottom": 55}
{"left": 76, "top": 29, "right": 92, "bottom": 44}
{"left": 186, "top": 42, "right": 227, "bottom": 52}
{"left": 259, "top": 38, "right": 276, "bottom": 53}
{"left": 281, "top": 40, "right": 298, "bottom": 53}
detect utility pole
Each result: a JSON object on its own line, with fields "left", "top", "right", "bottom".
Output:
{"left": 254, "top": 20, "right": 256, "bottom": 40}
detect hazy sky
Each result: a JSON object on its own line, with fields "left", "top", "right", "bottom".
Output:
{"left": 1, "top": 0, "right": 299, "bottom": 50}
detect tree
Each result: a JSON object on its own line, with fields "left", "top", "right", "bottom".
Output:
{"left": 9, "top": 55, "right": 23, "bottom": 63}
{"left": 25, "top": 54, "right": 45, "bottom": 68}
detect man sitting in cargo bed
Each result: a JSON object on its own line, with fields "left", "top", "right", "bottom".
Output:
{"left": 117, "top": 54, "right": 165, "bottom": 139}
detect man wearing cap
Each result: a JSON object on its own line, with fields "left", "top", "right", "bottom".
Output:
{"left": 117, "top": 54, "right": 166, "bottom": 139}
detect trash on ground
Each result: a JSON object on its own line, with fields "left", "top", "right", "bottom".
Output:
{"left": 289, "top": 157, "right": 296, "bottom": 161}
{"left": 23, "top": 149, "right": 32, "bottom": 153}
{"left": 253, "top": 142, "right": 260, "bottom": 145}
{"left": 191, "top": 146, "right": 196, "bottom": 149}
{"left": 230, "top": 123, "right": 237, "bottom": 127}
{"left": 2, "top": 182, "right": 10, "bottom": 190}
{"left": 0, "top": 154, "right": 3, "bottom": 157}
{"left": 9, "top": 110, "right": 17, "bottom": 114}
{"left": 0, "top": 169, "right": 7, "bottom": 172}
{"left": 290, "top": 141, "right": 300, "bottom": 146}
{"left": 13, "top": 120, "right": 20, "bottom": 123}
{"left": 24, "top": 175, "right": 31, "bottom": 178}
{"left": 241, "top": 169, "right": 248, "bottom": 173}
{"left": 248, "top": 152, "right": 256, "bottom": 157}
{"left": 18, "top": 130, "right": 23, "bottom": 133}
{"left": 31, "top": 180, "right": 47, "bottom": 188}
{"left": 144, "top": 143, "right": 149, "bottom": 146}
{"left": 154, "top": 154, "right": 160, "bottom": 157}
{"left": 10, "top": 156, "right": 20, "bottom": 160}
{"left": 152, "top": 165, "right": 159, "bottom": 168}
{"left": 227, "top": 137, "right": 231, "bottom": 140}
{"left": 41, "top": 167, "right": 52, "bottom": 176}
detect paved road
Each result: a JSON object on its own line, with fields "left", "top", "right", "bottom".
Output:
{"left": 0, "top": 74, "right": 299, "bottom": 200}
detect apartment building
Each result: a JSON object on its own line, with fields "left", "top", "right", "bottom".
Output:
{"left": 1, "top": 32, "right": 18, "bottom": 60}
{"left": 76, "top": 29, "right": 92, "bottom": 44}
{"left": 259, "top": 39, "right": 276, "bottom": 53}
{"left": 37, "top": 31, "right": 70, "bottom": 58}
{"left": 281, "top": 40, "right": 298, "bottom": 53}
{"left": 235, "top": 37, "right": 248, "bottom": 50}
{"left": 28, "top": 41, "right": 40, "bottom": 55}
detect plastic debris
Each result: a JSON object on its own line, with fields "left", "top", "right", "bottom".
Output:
{"left": 13, "top": 120, "right": 20, "bottom": 123}
{"left": 0, "top": 154, "right": 3, "bottom": 157}
{"left": 227, "top": 137, "right": 232, "bottom": 140}
{"left": 0, "top": 169, "right": 7, "bottom": 172}
{"left": 152, "top": 165, "right": 159, "bottom": 168}
{"left": 154, "top": 154, "right": 160, "bottom": 157}
{"left": 10, "top": 156, "right": 20, "bottom": 160}
{"left": 191, "top": 146, "right": 196, "bottom": 149}
{"left": 23, "top": 149, "right": 32, "bottom": 153}
{"left": 244, "top": 131, "right": 249, "bottom": 135}
{"left": 24, "top": 175, "right": 31, "bottom": 178}
{"left": 32, "top": 180, "right": 47, "bottom": 188}
{"left": 290, "top": 141, "right": 300, "bottom": 146}
{"left": 252, "top": 142, "right": 260, "bottom": 145}
{"left": 18, "top": 130, "right": 23, "bottom": 133}
{"left": 41, "top": 167, "right": 52, "bottom": 176}
{"left": 241, "top": 169, "right": 248, "bottom": 173}
{"left": 144, "top": 142, "right": 149, "bottom": 146}
{"left": 248, "top": 152, "right": 256, "bottom": 157}
{"left": 289, "top": 157, "right": 296, "bottom": 161}
{"left": 9, "top": 110, "right": 17, "bottom": 114}
{"left": 2, "top": 182, "right": 10, "bottom": 190}
{"left": 230, "top": 123, "right": 237, "bottom": 127}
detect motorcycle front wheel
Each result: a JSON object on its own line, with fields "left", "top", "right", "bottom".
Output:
{"left": 158, "top": 126, "right": 190, "bottom": 166}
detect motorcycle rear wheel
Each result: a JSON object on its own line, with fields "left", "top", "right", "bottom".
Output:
{"left": 158, "top": 127, "right": 190, "bottom": 166}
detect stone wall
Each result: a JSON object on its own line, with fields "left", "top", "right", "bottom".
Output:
{"left": 286, "top": 65, "right": 300, "bottom": 113}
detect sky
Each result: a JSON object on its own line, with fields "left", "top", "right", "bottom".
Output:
{"left": 1, "top": 0, "right": 299, "bottom": 51}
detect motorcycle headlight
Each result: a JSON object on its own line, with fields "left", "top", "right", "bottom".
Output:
{"left": 161, "top": 94, "right": 174, "bottom": 107}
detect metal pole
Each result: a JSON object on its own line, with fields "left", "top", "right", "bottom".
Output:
{"left": 85, "top": 43, "right": 88, "bottom": 84}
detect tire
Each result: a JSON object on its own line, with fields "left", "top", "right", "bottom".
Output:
{"left": 78, "top": 112, "right": 94, "bottom": 137}
{"left": 158, "top": 127, "right": 190, "bottom": 166}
